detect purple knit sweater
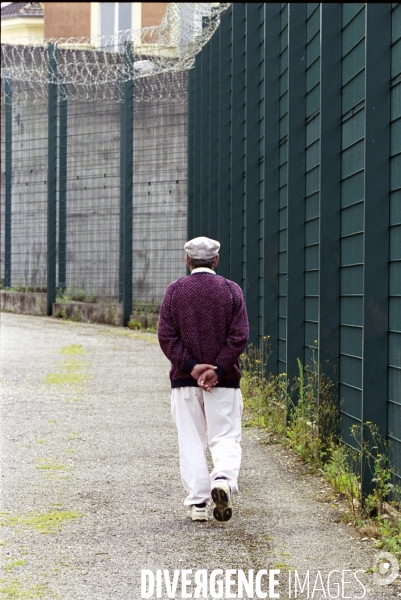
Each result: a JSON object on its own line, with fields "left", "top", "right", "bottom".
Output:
{"left": 158, "top": 271, "right": 249, "bottom": 388}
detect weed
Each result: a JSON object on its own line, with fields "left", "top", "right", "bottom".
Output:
{"left": 241, "top": 343, "right": 400, "bottom": 557}
{"left": 58, "top": 307, "right": 67, "bottom": 319}
{"left": 241, "top": 340, "right": 288, "bottom": 443}
{"left": 72, "top": 307, "right": 82, "bottom": 322}
{"left": 87, "top": 292, "right": 98, "bottom": 303}
{"left": 321, "top": 444, "right": 360, "bottom": 516}
{"left": 127, "top": 319, "right": 141, "bottom": 330}
{"left": 104, "top": 306, "right": 116, "bottom": 325}
{"left": 56, "top": 287, "right": 86, "bottom": 303}
{"left": 132, "top": 299, "right": 159, "bottom": 314}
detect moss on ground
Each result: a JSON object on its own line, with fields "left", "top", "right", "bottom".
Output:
{"left": 0, "top": 579, "right": 50, "bottom": 599}
{"left": 45, "top": 358, "right": 90, "bottom": 386}
{"left": 59, "top": 344, "right": 86, "bottom": 356}
{"left": 2, "top": 510, "right": 83, "bottom": 535}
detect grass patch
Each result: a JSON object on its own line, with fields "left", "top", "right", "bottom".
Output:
{"left": 3, "top": 560, "right": 27, "bottom": 573}
{"left": 60, "top": 344, "right": 86, "bottom": 356}
{"left": 0, "top": 579, "right": 50, "bottom": 599}
{"left": 45, "top": 358, "right": 90, "bottom": 386}
{"left": 36, "top": 459, "right": 69, "bottom": 473}
{"left": 2, "top": 510, "right": 83, "bottom": 534}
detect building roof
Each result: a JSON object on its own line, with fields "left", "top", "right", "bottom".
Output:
{"left": 1, "top": 2, "right": 44, "bottom": 19}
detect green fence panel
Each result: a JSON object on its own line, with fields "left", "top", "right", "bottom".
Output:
{"left": 4, "top": 77, "right": 12, "bottom": 288}
{"left": 58, "top": 83, "right": 67, "bottom": 294}
{"left": 47, "top": 43, "right": 58, "bottom": 316}
{"left": 389, "top": 2, "right": 401, "bottom": 484}
{"left": 187, "top": 1, "right": 400, "bottom": 493}
{"left": 217, "top": 4, "right": 233, "bottom": 276}
{"left": 286, "top": 3, "right": 306, "bottom": 386}
{"left": 263, "top": 3, "right": 280, "bottom": 373}
{"left": 230, "top": 3, "right": 246, "bottom": 287}
{"left": 209, "top": 30, "right": 220, "bottom": 243}
{"left": 200, "top": 37, "right": 211, "bottom": 236}
{"left": 244, "top": 3, "right": 264, "bottom": 348}
{"left": 121, "top": 43, "right": 134, "bottom": 325}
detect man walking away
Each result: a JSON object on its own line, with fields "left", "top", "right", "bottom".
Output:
{"left": 158, "top": 236, "right": 249, "bottom": 522}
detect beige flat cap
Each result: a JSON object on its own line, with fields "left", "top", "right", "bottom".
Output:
{"left": 184, "top": 236, "right": 220, "bottom": 259}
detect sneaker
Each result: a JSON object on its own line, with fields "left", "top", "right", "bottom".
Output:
{"left": 211, "top": 479, "right": 232, "bottom": 522}
{"left": 187, "top": 504, "right": 208, "bottom": 521}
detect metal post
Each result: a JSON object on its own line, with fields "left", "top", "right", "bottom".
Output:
{"left": 319, "top": 4, "right": 341, "bottom": 394}
{"left": 361, "top": 3, "right": 391, "bottom": 499}
{"left": 47, "top": 43, "right": 58, "bottom": 315}
{"left": 277, "top": 4, "right": 289, "bottom": 377}
{"left": 193, "top": 52, "right": 202, "bottom": 238}
{"left": 263, "top": 3, "right": 281, "bottom": 374}
{"left": 230, "top": 3, "right": 246, "bottom": 287}
{"left": 200, "top": 37, "right": 211, "bottom": 235}
{"left": 58, "top": 81, "right": 67, "bottom": 293}
{"left": 244, "top": 2, "right": 263, "bottom": 347}
{"left": 5, "top": 77, "right": 12, "bottom": 288}
{"left": 218, "top": 5, "right": 233, "bottom": 277}
{"left": 119, "top": 88, "right": 124, "bottom": 303}
{"left": 121, "top": 42, "right": 134, "bottom": 325}
{"left": 286, "top": 4, "right": 307, "bottom": 386}
{"left": 187, "top": 66, "right": 195, "bottom": 241}
{"left": 209, "top": 26, "right": 220, "bottom": 243}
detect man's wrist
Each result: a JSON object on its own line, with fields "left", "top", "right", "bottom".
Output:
{"left": 214, "top": 364, "right": 225, "bottom": 380}
{"left": 184, "top": 357, "right": 197, "bottom": 373}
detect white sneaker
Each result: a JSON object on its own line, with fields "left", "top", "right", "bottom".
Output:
{"left": 211, "top": 479, "right": 232, "bottom": 522}
{"left": 187, "top": 504, "right": 208, "bottom": 521}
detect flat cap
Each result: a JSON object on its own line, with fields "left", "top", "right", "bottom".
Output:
{"left": 184, "top": 236, "right": 220, "bottom": 259}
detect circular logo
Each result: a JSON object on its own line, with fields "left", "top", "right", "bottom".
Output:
{"left": 373, "top": 551, "right": 399, "bottom": 586}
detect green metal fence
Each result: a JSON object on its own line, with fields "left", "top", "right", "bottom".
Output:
{"left": 187, "top": 2, "right": 401, "bottom": 491}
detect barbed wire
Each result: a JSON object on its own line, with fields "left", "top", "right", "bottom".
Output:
{"left": 1, "top": 3, "right": 230, "bottom": 103}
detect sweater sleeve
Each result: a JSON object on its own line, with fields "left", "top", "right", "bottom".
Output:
{"left": 157, "top": 283, "right": 196, "bottom": 372}
{"left": 214, "top": 286, "right": 249, "bottom": 375}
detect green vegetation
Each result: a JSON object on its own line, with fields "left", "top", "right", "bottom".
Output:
{"left": 132, "top": 299, "right": 159, "bottom": 314}
{"left": 60, "top": 344, "right": 86, "bottom": 356}
{"left": 127, "top": 318, "right": 157, "bottom": 333}
{"left": 56, "top": 287, "right": 97, "bottom": 303}
{"left": 241, "top": 344, "right": 401, "bottom": 559}
{"left": 3, "top": 560, "right": 27, "bottom": 573}
{"left": 45, "top": 355, "right": 90, "bottom": 386}
{"left": 0, "top": 579, "right": 50, "bottom": 599}
{"left": 36, "top": 459, "right": 70, "bottom": 473}
{"left": 2, "top": 510, "right": 83, "bottom": 535}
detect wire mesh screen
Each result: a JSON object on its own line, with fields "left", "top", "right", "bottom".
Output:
{"left": 62, "top": 93, "right": 121, "bottom": 300}
{"left": 1, "top": 82, "right": 49, "bottom": 291}
{"left": 133, "top": 87, "right": 187, "bottom": 310}
{"left": 1, "top": 72, "right": 188, "bottom": 310}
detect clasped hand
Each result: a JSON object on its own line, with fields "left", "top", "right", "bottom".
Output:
{"left": 190, "top": 364, "right": 218, "bottom": 392}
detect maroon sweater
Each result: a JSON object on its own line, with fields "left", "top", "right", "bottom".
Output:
{"left": 158, "top": 271, "right": 249, "bottom": 388}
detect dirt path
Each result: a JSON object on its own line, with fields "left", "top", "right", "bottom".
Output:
{"left": 1, "top": 313, "right": 399, "bottom": 600}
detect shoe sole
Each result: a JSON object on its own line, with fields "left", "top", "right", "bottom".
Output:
{"left": 211, "top": 485, "right": 232, "bottom": 522}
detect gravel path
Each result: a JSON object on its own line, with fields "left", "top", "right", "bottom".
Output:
{"left": 1, "top": 312, "right": 400, "bottom": 600}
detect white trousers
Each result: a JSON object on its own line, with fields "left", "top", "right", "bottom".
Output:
{"left": 171, "top": 386, "right": 243, "bottom": 506}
